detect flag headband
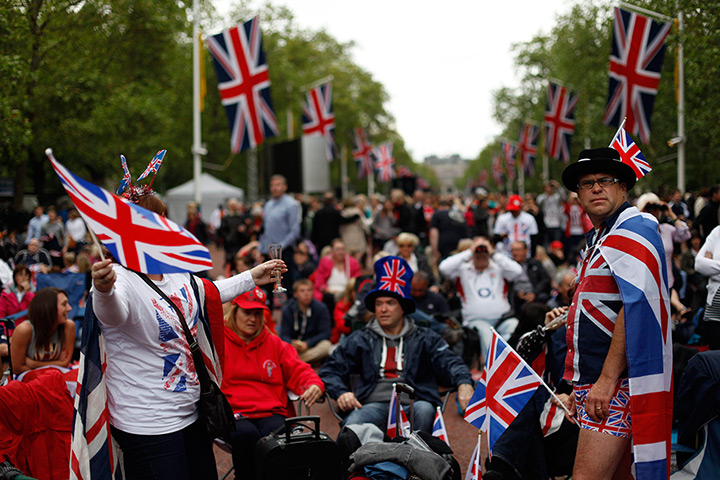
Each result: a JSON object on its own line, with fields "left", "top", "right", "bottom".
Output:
{"left": 117, "top": 149, "right": 167, "bottom": 203}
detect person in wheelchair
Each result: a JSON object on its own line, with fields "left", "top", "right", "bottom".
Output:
{"left": 221, "top": 287, "right": 324, "bottom": 479}
{"left": 319, "top": 255, "right": 474, "bottom": 434}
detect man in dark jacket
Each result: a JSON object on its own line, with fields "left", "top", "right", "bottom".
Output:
{"left": 509, "top": 240, "right": 552, "bottom": 313}
{"left": 319, "top": 256, "right": 474, "bottom": 433}
{"left": 280, "top": 279, "right": 332, "bottom": 364}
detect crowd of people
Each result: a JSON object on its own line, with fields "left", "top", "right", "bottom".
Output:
{"left": 1, "top": 159, "right": 720, "bottom": 478}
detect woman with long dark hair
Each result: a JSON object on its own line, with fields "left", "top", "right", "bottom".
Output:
{"left": 10, "top": 287, "right": 75, "bottom": 374}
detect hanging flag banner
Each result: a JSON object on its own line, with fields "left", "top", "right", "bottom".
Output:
{"left": 544, "top": 82, "right": 578, "bottom": 164}
{"left": 302, "top": 81, "right": 337, "bottom": 161}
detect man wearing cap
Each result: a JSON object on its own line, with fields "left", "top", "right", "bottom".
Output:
{"left": 559, "top": 148, "right": 672, "bottom": 479}
{"left": 493, "top": 194, "right": 539, "bottom": 256}
{"left": 319, "top": 256, "right": 474, "bottom": 433}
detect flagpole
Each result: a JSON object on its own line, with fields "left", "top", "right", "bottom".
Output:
{"left": 368, "top": 168, "right": 375, "bottom": 196}
{"left": 341, "top": 144, "right": 348, "bottom": 199}
{"left": 192, "top": 0, "right": 204, "bottom": 204}
{"left": 87, "top": 228, "right": 106, "bottom": 262}
{"left": 676, "top": 4, "right": 685, "bottom": 192}
{"left": 518, "top": 154, "right": 525, "bottom": 198}
{"left": 608, "top": 117, "right": 627, "bottom": 147}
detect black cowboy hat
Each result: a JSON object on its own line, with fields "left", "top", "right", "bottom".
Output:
{"left": 561, "top": 147, "right": 637, "bottom": 192}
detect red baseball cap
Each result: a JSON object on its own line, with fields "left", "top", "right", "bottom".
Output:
{"left": 550, "top": 240, "right": 564, "bottom": 250}
{"left": 506, "top": 194, "right": 522, "bottom": 211}
{"left": 232, "top": 287, "right": 269, "bottom": 312}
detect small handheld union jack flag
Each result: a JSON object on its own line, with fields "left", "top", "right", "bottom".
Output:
{"left": 117, "top": 154, "right": 132, "bottom": 195}
{"left": 136, "top": 149, "right": 166, "bottom": 182}
{"left": 387, "top": 384, "right": 412, "bottom": 438}
{"left": 432, "top": 406, "right": 450, "bottom": 446}
{"left": 302, "top": 81, "right": 336, "bottom": 162}
{"left": 609, "top": 124, "right": 651, "bottom": 180}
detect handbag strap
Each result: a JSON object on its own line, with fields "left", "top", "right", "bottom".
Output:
{"left": 133, "top": 271, "right": 212, "bottom": 391}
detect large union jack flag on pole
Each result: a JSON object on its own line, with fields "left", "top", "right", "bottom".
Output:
{"left": 610, "top": 124, "right": 651, "bottom": 180}
{"left": 353, "top": 127, "right": 374, "bottom": 179}
{"left": 518, "top": 123, "right": 540, "bottom": 177}
{"left": 302, "top": 81, "right": 336, "bottom": 161}
{"left": 373, "top": 142, "right": 395, "bottom": 183}
{"left": 464, "top": 328, "right": 541, "bottom": 453}
{"left": 491, "top": 153, "right": 504, "bottom": 185}
{"left": 602, "top": 7, "right": 672, "bottom": 144}
{"left": 47, "top": 149, "right": 213, "bottom": 275}
{"left": 544, "top": 82, "right": 578, "bottom": 164}
{"left": 500, "top": 141, "right": 517, "bottom": 181}
{"left": 206, "top": 16, "right": 279, "bottom": 153}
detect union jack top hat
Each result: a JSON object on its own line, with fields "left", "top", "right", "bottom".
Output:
{"left": 364, "top": 255, "right": 416, "bottom": 314}
{"left": 561, "top": 147, "right": 636, "bottom": 192}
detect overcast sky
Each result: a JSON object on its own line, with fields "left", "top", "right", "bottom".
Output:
{"left": 214, "top": 0, "right": 573, "bottom": 161}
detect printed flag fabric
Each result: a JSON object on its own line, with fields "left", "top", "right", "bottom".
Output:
{"left": 387, "top": 384, "right": 411, "bottom": 438}
{"left": 596, "top": 207, "right": 673, "bottom": 479}
{"left": 464, "top": 329, "right": 542, "bottom": 453}
{"left": 518, "top": 124, "right": 540, "bottom": 177}
{"left": 353, "top": 127, "right": 374, "bottom": 179}
{"left": 432, "top": 407, "right": 450, "bottom": 446}
{"left": 374, "top": 142, "right": 395, "bottom": 183}
{"left": 464, "top": 435, "right": 481, "bottom": 480}
{"left": 117, "top": 155, "right": 131, "bottom": 195}
{"left": 47, "top": 151, "right": 213, "bottom": 275}
{"left": 491, "top": 153, "right": 504, "bottom": 185}
{"left": 544, "top": 82, "right": 578, "bottom": 163}
{"left": 135, "top": 150, "right": 166, "bottom": 182}
{"left": 302, "top": 81, "right": 336, "bottom": 161}
{"left": 539, "top": 396, "right": 565, "bottom": 437}
{"left": 500, "top": 141, "right": 517, "bottom": 181}
{"left": 610, "top": 126, "right": 651, "bottom": 180}
{"left": 206, "top": 16, "right": 279, "bottom": 153}
{"left": 602, "top": 7, "right": 672, "bottom": 144}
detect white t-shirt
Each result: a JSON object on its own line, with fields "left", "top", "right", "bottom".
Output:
{"left": 493, "top": 211, "right": 539, "bottom": 253}
{"left": 92, "top": 266, "right": 254, "bottom": 434}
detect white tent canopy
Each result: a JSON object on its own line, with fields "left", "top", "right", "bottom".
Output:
{"left": 163, "top": 173, "right": 243, "bottom": 224}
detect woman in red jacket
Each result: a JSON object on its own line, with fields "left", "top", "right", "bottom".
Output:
{"left": 221, "top": 287, "right": 324, "bottom": 478}
{"left": 0, "top": 264, "right": 35, "bottom": 324}
{"left": 312, "top": 238, "right": 360, "bottom": 312}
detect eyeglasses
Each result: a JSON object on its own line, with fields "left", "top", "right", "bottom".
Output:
{"left": 577, "top": 177, "right": 619, "bottom": 190}
{"left": 397, "top": 244, "right": 413, "bottom": 248}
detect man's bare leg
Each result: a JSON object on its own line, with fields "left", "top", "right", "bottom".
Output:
{"left": 573, "top": 428, "right": 631, "bottom": 479}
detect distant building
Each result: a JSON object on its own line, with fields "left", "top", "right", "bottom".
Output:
{"left": 423, "top": 154, "right": 470, "bottom": 194}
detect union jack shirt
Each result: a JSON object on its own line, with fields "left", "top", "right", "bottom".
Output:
{"left": 602, "top": 7, "right": 672, "bottom": 144}
{"left": 206, "top": 17, "right": 279, "bottom": 153}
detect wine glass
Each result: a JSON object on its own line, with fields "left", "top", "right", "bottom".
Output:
{"left": 268, "top": 244, "right": 286, "bottom": 293}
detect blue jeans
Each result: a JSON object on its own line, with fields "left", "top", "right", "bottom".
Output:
{"left": 111, "top": 419, "right": 217, "bottom": 480}
{"left": 341, "top": 400, "right": 435, "bottom": 434}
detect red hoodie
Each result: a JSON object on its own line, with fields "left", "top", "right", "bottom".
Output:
{"left": 221, "top": 326, "right": 324, "bottom": 418}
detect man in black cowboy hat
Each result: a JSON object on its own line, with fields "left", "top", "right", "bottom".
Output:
{"left": 558, "top": 148, "right": 672, "bottom": 479}
{"left": 319, "top": 255, "right": 474, "bottom": 434}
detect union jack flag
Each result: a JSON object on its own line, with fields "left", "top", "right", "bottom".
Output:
{"left": 432, "top": 406, "right": 450, "bottom": 446}
{"left": 539, "top": 396, "right": 565, "bottom": 437}
{"left": 302, "top": 81, "right": 336, "bottom": 161}
{"left": 206, "top": 16, "right": 279, "bottom": 153}
{"left": 117, "top": 155, "right": 131, "bottom": 195}
{"left": 387, "top": 384, "right": 411, "bottom": 438}
{"left": 602, "top": 7, "right": 672, "bottom": 144}
{"left": 416, "top": 177, "right": 430, "bottom": 190}
{"left": 47, "top": 150, "right": 213, "bottom": 275}
{"left": 373, "top": 142, "right": 395, "bottom": 183}
{"left": 379, "top": 258, "right": 406, "bottom": 295}
{"left": 518, "top": 123, "right": 540, "bottom": 176}
{"left": 397, "top": 165, "right": 412, "bottom": 178}
{"left": 500, "top": 141, "right": 517, "bottom": 181}
{"left": 478, "top": 170, "right": 488, "bottom": 188}
{"left": 491, "top": 153, "right": 504, "bottom": 185}
{"left": 544, "top": 82, "right": 578, "bottom": 163}
{"left": 464, "top": 329, "right": 541, "bottom": 453}
{"left": 610, "top": 126, "right": 651, "bottom": 179}
{"left": 353, "top": 127, "right": 374, "bottom": 179}
{"left": 136, "top": 149, "right": 166, "bottom": 182}
{"left": 464, "top": 435, "right": 481, "bottom": 480}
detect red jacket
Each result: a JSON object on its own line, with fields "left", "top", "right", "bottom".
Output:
{"left": 221, "top": 326, "right": 324, "bottom": 418}
{"left": 312, "top": 255, "right": 360, "bottom": 301}
{"left": 0, "top": 287, "right": 34, "bottom": 323}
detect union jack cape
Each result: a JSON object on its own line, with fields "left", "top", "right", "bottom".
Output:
{"left": 610, "top": 126, "right": 651, "bottom": 180}
{"left": 353, "top": 127, "right": 374, "bottom": 179}
{"left": 47, "top": 151, "right": 213, "bottom": 275}
{"left": 464, "top": 329, "right": 542, "bottom": 453}
{"left": 602, "top": 7, "right": 672, "bottom": 144}
{"left": 594, "top": 207, "right": 672, "bottom": 478}
{"left": 544, "top": 82, "right": 577, "bottom": 163}
{"left": 302, "top": 81, "right": 336, "bottom": 161}
{"left": 206, "top": 16, "right": 279, "bottom": 153}
{"left": 518, "top": 123, "right": 540, "bottom": 177}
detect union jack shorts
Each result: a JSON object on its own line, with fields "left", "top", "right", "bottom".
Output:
{"left": 573, "top": 378, "right": 631, "bottom": 438}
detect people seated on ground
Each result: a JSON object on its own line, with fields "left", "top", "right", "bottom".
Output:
{"left": 62, "top": 252, "right": 80, "bottom": 273}
{"left": 280, "top": 279, "right": 332, "bottom": 365}
{"left": 292, "top": 241, "right": 317, "bottom": 283}
{"left": 509, "top": 241, "right": 552, "bottom": 314}
{"left": 0, "top": 265, "right": 35, "bottom": 324}
{"left": 394, "top": 232, "right": 435, "bottom": 282}
{"left": 546, "top": 269, "right": 575, "bottom": 310}
{"left": 409, "top": 270, "right": 453, "bottom": 336}
{"left": 221, "top": 287, "right": 324, "bottom": 479}
{"left": 39, "top": 207, "right": 66, "bottom": 269}
{"left": 438, "top": 236, "right": 523, "bottom": 361}
{"left": 332, "top": 278, "right": 356, "bottom": 344}
{"left": 312, "top": 238, "right": 360, "bottom": 313}
{"left": 65, "top": 208, "right": 87, "bottom": 253}
{"left": 10, "top": 287, "right": 75, "bottom": 375}
{"left": 14, "top": 238, "right": 52, "bottom": 275}
{"left": 319, "top": 256, "right": 474, "bottom": 434}
{"left": 547, "top": 240, "right": 569, "bottom": 270}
